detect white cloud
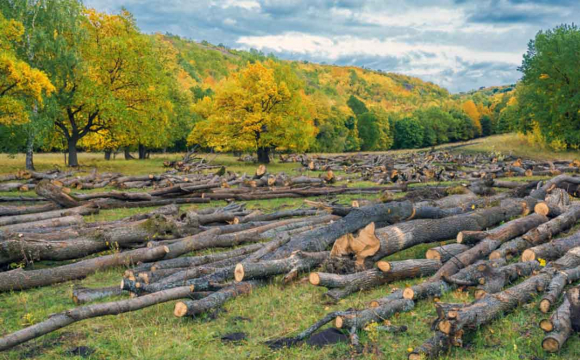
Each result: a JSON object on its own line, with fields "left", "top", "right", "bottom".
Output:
{"left": 214, "top": 0, "right": 261, "bottom": 11}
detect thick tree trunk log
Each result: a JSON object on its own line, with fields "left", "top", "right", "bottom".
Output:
{"left": 269, "top": 201, "right": 417, "bottom": 258}
{"left": 425, "top": 244, "right": 469, "bottom": 262}
{"left": 0, "top": 204, "right": 97, "bottom": 227}
{"left": 234, "top": 251, "right": 328, "bottom": 282}
{"left": 522, "top": 233, "right": 580, "bottom": 262}
{"left": 540, "top": 266, "right": 580, "bottom": 313}
{"left": 174, "top": 281, "right": 259, "bottom": 317}
{"left": 432, "top": 212, "right": 547, "bottom": 280}
{"left": 368, "top": 198, "right": 540, "bottom": 269}
{"left": 35, "top": 180, "right": 80, "bottom": 207}
{"left": 541, "top": 297, "right": 572, "bottom": 352}
{"left": 0, "top": 285, "right": 195, "bottom": 351}
{"left": 72, "top": 286, "right": 124, "bottom": 304}
{"left": 334, "top": 299, "right": 414, "bottom": 330}
{"left": 151, "top": 254, "right": 249, "bottom": 284}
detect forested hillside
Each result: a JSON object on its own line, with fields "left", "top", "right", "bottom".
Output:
{"left": 1, "top": 1, "right": 514, "bottom": 166}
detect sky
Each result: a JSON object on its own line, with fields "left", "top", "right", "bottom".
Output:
{"left": 84, "top": 0, "right": 578, "bottom": 93}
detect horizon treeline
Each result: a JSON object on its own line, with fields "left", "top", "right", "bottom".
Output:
{"left": 0, "top": 0, "right": 549, "bottom": 166}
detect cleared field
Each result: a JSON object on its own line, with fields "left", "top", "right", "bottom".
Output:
{"left": 0, "top": 137, "right": 579, "bottom": 360}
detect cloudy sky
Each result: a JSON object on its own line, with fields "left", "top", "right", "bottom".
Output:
{"left": 84, "top": 0, "right": 578, "bottom": 93}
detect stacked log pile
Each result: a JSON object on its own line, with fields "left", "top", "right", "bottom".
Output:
{"left": 2, "top": 171, "right": 580, "bottom": 358}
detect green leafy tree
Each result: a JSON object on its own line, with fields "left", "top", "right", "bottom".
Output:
{"left": 518, "top": 24, "right": 580, "bottom": 148}
{"left": 394, "top": 117, "right": 423, "bottom": 149}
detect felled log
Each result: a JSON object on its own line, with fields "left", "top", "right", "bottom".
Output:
{"left": 425, "top": 244, "right": 469, "bottom": 263}
{"left": 149, "top": 254, "right": 249, "bottom": 284}
{"left": 370, "top": 200, "right": 548, "bottom": 271}
{"left": 522, "top": 233, "right": 580, "bottom": 262}
{"left": 145, "top": 243, "right": 264, "bottom": 272}
{"left": 35, "top": 180, "right": 80, "bottom": 208}
{"left": 473, "top": 261, "right": 541, "bottom": 299}
{"left": 540, "top": 266, "right": 580, "bottom": 313}
{"left": 436, "top": 272, "right": 552, "bottom": 336}
{"left": 0, "top": 215, "right": 84, "bottom": 236}
{"left": 267, "top": 201, "right": 418, "bottom": 259}
{"left": 432, "top": 212, "right": 547, "bottom": 280}
{"left": 234, "top": 251, "right": 328, "bottom": 282}
{"left": 174, "top": 281, "right": 259, "bottom": 317}
{"left": 0, "top": 285, "right": 195, "bottom": 351}
{"left": 71, "top": 286, "right": 124, "bottom": 304}
{"left": 541, "top": 296, "right": 572, "bottom": 352}
{"left": 334, "top": 299, "right": 414, "bottom": 330}
{"left": 490, "top": 204, "right": 580, "bottom": 260}
{"left": 0, "top": 203, "right": 57, "bottom": 217}
{"left": 312, "top": 259, "right": 441, "bottom": 300}
{"left": 408, "top": 331, "right": 450, "bottom": 360}
{"left": 0, "top": 204, "right": 97, "bottom": 227}
{"left": 534, "top": 188, "right": 570, "bottom": 217}
{"left": 0, "top": 241, "right": 173, "bottom": 292}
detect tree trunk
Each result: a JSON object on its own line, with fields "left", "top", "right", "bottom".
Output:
{"left": 257, "top": 146, "right": 270, "bottom": 164}
{"left": 104, "top": 150, "right": 112, "bottom": 160}
{"left": 72, "top": 286, "right": 124, "bottom": 305}
{"left": 124, "top": 147, "right": 134, "bottom": 160}
{"left": 138, "top": 144, "right": 147, "bottom": 160}
{"left": 25, "top": 135, "right": 35, "bottom": 171}
{"left": 67, "top": 137, "right": 79, "bottom": 167}
{"left": 234, "top": 251, "right": 329, "bottom": 282}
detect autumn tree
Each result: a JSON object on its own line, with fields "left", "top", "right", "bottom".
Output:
{"left": 0, "top": 8, "right": 54, "bottom": 168}
{"left": 188, "top": 60, "right": 316, "bottom": 163}
{"left": 462, "top": 100, "right": 482, "bottom": 137}
{"left": 517, "top": 24, "right": 580, "bottom": 148}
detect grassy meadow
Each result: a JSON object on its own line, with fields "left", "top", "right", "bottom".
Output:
{"left": 1, "top": 134, "right": 579, "bottom": 360}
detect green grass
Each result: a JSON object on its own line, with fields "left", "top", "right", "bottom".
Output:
{"left": 1, "top": 148, "right": 580, "bottom": 359}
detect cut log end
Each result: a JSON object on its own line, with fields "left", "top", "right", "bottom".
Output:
{"left": 521, "top": 249, "right": 536, "bottom": 262}
{"left": 174, "top": 301, "right": 188, "bottom": 317}
{"left": 539, "top": 299, "right": 552, "bottom": 314}
{"left": 309, "top": 272, "right": 320, "bottom": 286}
{"left": 335, "top": 316, "right": 344, "bottom": 329}
{"left": 542, "top": 337, "right": 561, "bottom": 353}
{"left": 403, "top": 287, "right": 415, "bottom": 300}
{"left": 408, "top": 353, "right": 426, "bottom": 360}
{"left": 369, "top": 300, "right": 380, "bottom": 308}
{"left": 474, "top": 289, "right": 486, "bottom": 300}
{"left": 535, "top": 202, "right": 550, "bottom": 217}
{"left": 234, "top": 263, "right": 245, "bottom": 282}
{"left": 377, "top": 261, "right": 391, "bottom": 272}
{"left": 438, "top": 320, "right": 452, "bottom": 334}
{"left": 539, "top": 319, "right": 553, "bottom": 332}
{"left": 425, "top": 249, "right": 441, "bottom": 260}
{"left": 488, "top": 251, "right": 501, "bottom": 260}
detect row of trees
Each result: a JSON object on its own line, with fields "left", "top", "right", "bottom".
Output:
{"left": 1, "top": 0, "right": 511, "bottom": 166}
{"left": 0, "top": 0, "right": 193, "bottom": 167}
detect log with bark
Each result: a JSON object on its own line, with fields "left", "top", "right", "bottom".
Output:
{"left": 35, "top": 180, "right": 81, "bottom": 208}
{"left": 0, "top": 285, "right": 195, "bottom": 351}
{"left": 540, "top": 292, "right": 573, "bottom": 353}
{"left": 71, "top": 286, "right": 125, "bottom": 304}
{"left": 432, "top": 212, "right": 547, "bottom": 280}
{"left": 490, "top": 204, "right": 580, "bottom": 260}
{"left": 0, "top": 204, "right": 97, "bottom": 227}
{"left": 234, "top": 251, "right": 328, "bottom": 282}
{"left": 522, "top": 232, "right": 580, "bottom": 262}
{"left": 539, "top": 266, "right": 580, "bottom": 313}
{"left": 174, "top": 281, "right": 260, "bottom": 317}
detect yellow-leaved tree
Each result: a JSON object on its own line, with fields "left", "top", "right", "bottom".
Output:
{"left": 0, "top": 12, "right": 53, "bottom": 125}
{"left": 462, "top": 100, "right": 482, "bottom": 136}
{"left": 188, "top": 60, "right": 317, "bottom": 163}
